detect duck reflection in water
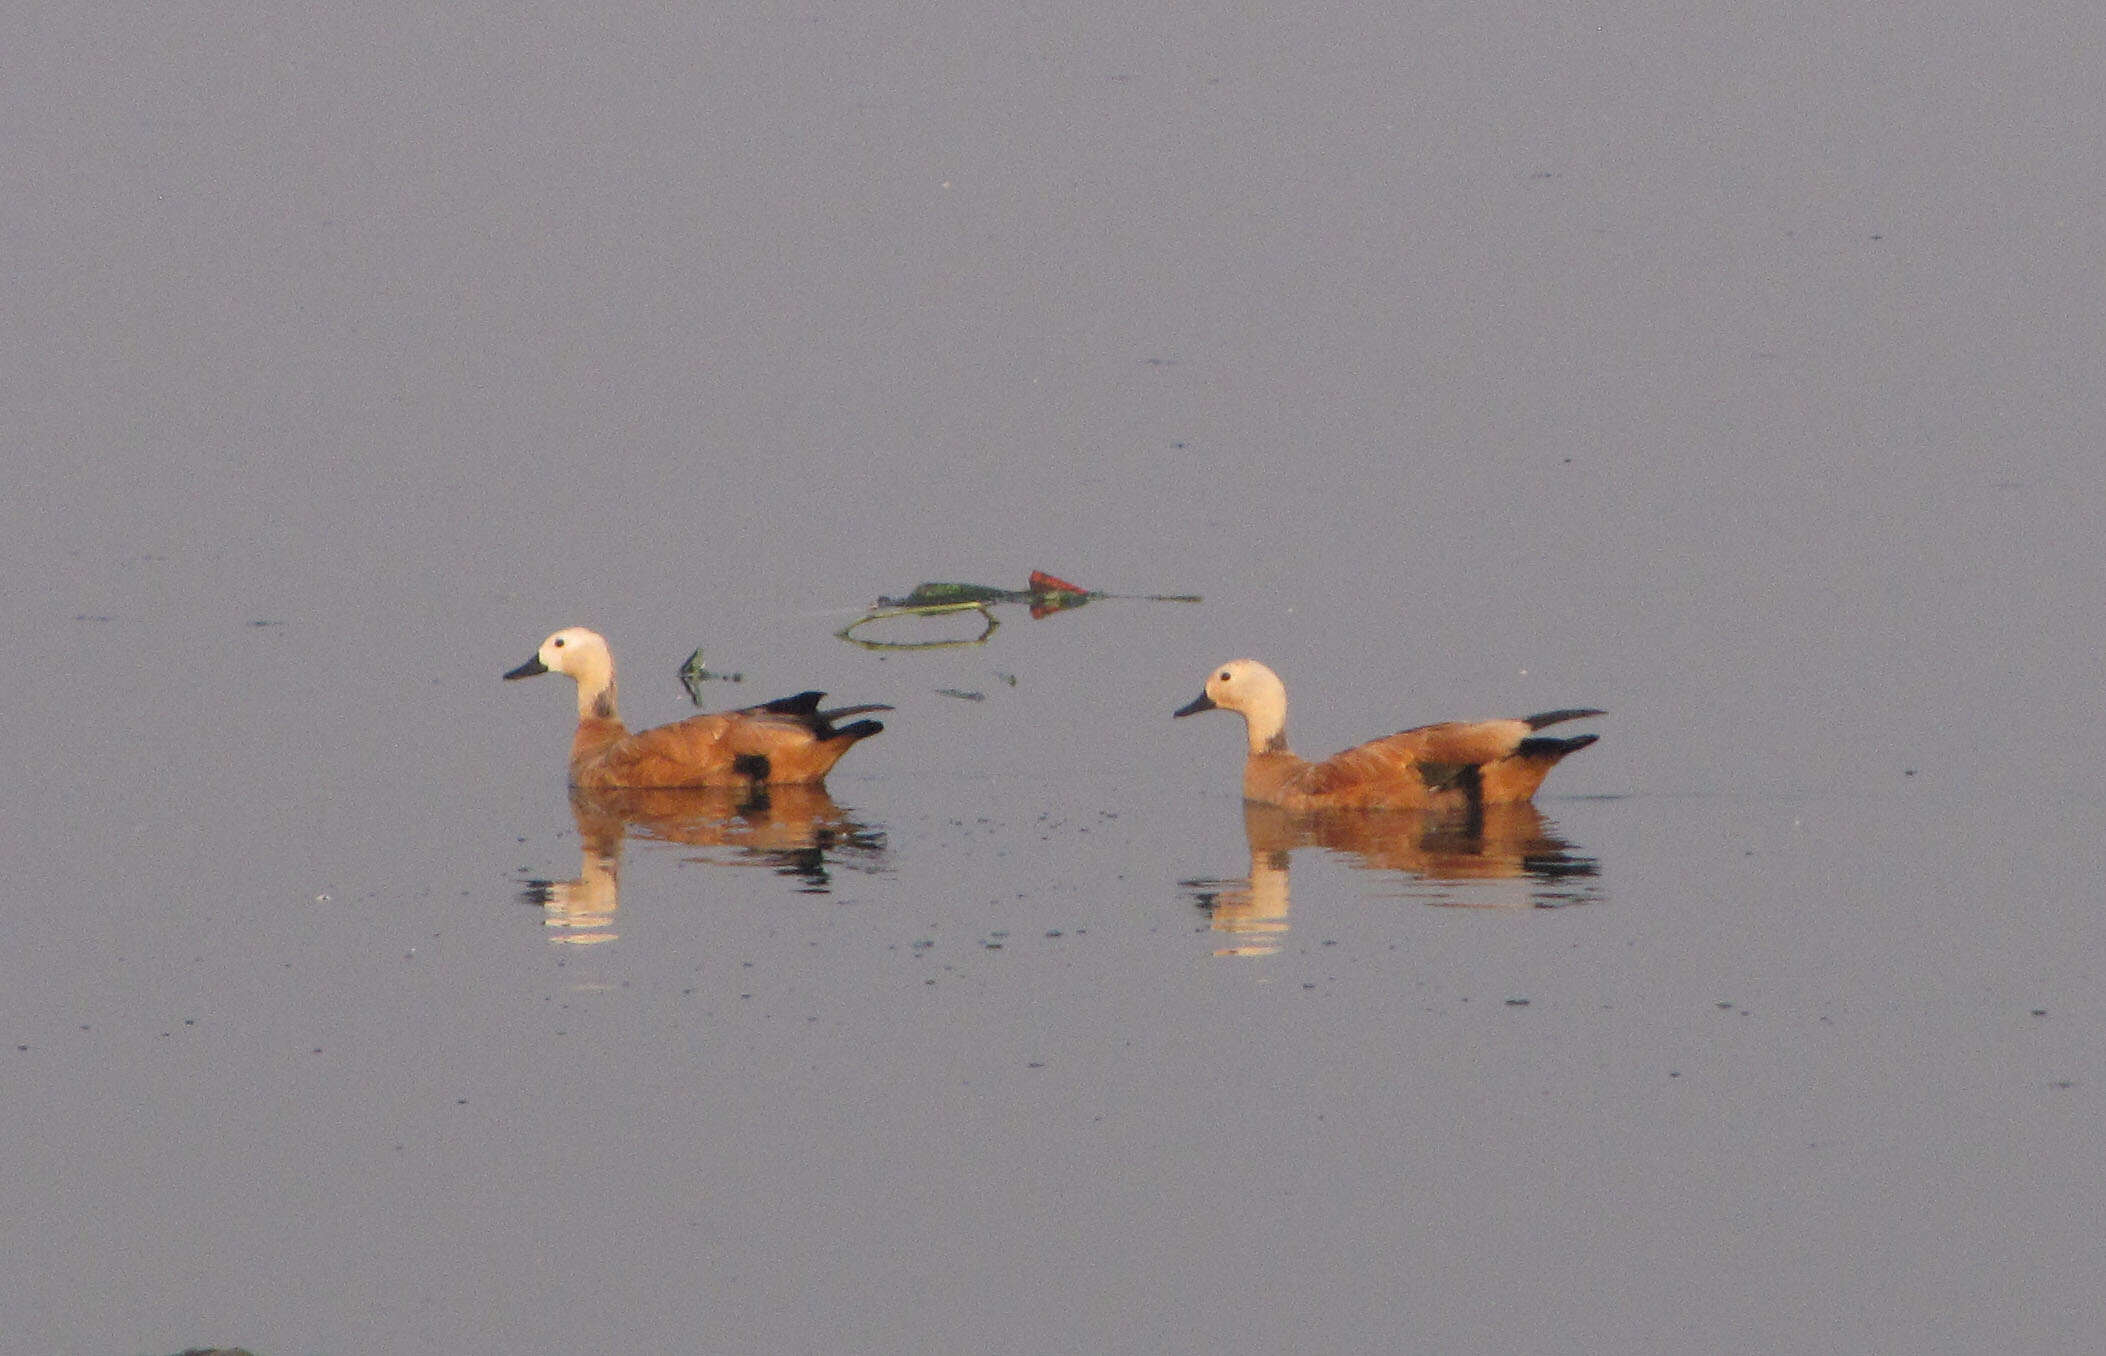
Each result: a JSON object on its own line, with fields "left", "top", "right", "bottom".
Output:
{"left": 521, "top": 784, "right": 886, "bottom": 942}
{"left": 1184, "top": 802, "right": 1600, "bottom": 956}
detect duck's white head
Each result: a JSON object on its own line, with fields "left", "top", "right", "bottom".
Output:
{"left": 1174, "top": 658, "right": 1289, "bottom": 753}
{"left": 505, "top": 627, "right": 618, "bottom": 719}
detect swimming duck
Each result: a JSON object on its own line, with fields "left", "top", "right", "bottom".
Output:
{"left": 1174, "top": 659, "right": 1600, "bottom": 810}
{"left": 505, "top": 627, "right": 888, "bottom": 789}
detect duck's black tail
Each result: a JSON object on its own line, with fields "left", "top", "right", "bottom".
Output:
{"left": 1515, "top": 732, "right": 1599, "bottom": 762}
{"left": 1524, "top": 708, "right": 1605, "bottom": 730}
{"left": 828, "top": 718, "right": 886, "bottom": 745}
{"left": 819, "top": 702, "right": 893, "bottom": 724}
{"left": 754, "top": 691, "right": 892, "bottom": 740}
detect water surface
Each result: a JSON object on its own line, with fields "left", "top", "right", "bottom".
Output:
{"left": 7, "top": 4, "right": 2105, "bottom": 1353}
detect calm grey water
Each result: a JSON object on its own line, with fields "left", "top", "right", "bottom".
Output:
{"left": 8, "top": 4, "right": 2105, "bottom": 1353}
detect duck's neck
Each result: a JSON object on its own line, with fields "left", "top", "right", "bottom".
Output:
{"left": 568, "top": 654, "right": 626, "bottom": 761}
{"left": 1243, "top": 693, "right": 1289, "bottom": 757}
{"left": 569, "top": 691, "right": 627, "bottom": 770}
{"left": 569, "top": 652, "right": 621, "bottom": 725}
{"left": 578, "top": 680, "right": 619, "bottom": 724}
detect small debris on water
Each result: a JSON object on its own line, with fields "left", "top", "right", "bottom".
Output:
{"left": 678, "top": 649, "right": 745, "bottom": 705}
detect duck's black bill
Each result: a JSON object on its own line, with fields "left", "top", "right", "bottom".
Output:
{"left": 504, "top": 656, "right": 549, "bottom": 680}
{"left": 1173, "top": 692, "right": 1216, "bottom": 718}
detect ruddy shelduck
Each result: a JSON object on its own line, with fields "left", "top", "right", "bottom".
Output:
{"left": 1174, "top": 659, "right": 1600, "bottom": 810}
{"left": 505, "top": 627, "right": 889, "bottom": 789}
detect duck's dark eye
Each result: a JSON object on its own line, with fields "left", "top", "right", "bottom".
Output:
{"left": 552, "top": 637, "right": 566, "bottom": 648}
{"left": 1218, "top": 670, "right": 1231, "bottom": 681}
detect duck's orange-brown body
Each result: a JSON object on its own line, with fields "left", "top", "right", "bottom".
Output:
{"left": 560, "top": 699, "right": 882, "bottom": 790}
{"left": 1176, "top": 659, "right": 1600, "bottom": 811}
{"left": 507, "top": 628, "right": 887, "bottom": 789}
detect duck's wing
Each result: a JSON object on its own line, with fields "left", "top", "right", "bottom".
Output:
{"left": 1302, "top": 719, "right": 1536, "bottom": 800}
{"left": 717, "top": 706, "right": 886, "bottom": 783}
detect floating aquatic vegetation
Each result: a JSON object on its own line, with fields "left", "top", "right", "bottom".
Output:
{"left": 838, "top": 570, "right": 1200, "bottom": 650}
{"left": 678, "top": 649, "right": 745, "bottom": 706}
{"left": 838, "top": 598, "right": 1004, "bottom": 651}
